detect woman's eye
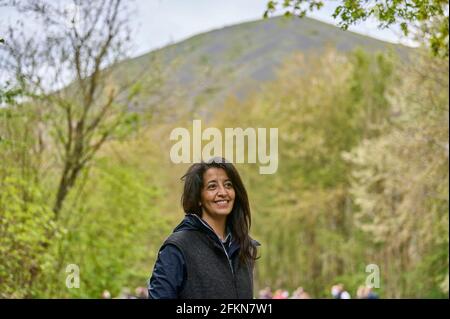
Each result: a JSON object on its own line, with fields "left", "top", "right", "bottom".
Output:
{"left": 208, "top": 184, "right": 216, "bottom": 190}
{"left": 225, "top": 183, "right": 233, "bottom": 188}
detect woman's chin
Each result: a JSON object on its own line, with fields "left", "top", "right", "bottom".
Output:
{"left": 212, "top": 209, "right": 232, "bottom": 216}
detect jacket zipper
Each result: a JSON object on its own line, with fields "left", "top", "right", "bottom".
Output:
{"left": 218, "top": 237, "right": 238, "bottom": 298}
{"left": 219, "top": 239, "right": 234, "bottom": 276}
{"left": 193, "top": 215, "right": 235, "bottom": 276}
{"left": 192, "top": 215, "right": 238, "bottom": 297}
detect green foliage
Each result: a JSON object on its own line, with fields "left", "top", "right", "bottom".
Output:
{"left": 211, "top": 47, "right": 447, "bottom": 298}
{"left": 210, "top": 48, "right": 396, "bottom": 297}
{"left": 343, "top": 52, "right": 449, "bottom": 297}
{"left": 0, "top": 15, "right": 447, "bottom": 298}
{"left": 0, "top": 173, "right": 60, "bottom": 298}
{"left": 0, "top": 85, "right": 22, "bottom": 105}
{"left": 40, "top": 149, "right": 171, "bottom": 298}
{"left": 113, "top": 112, "right": 141, "bottom": 141}
{"left": 264, "top": 0, "right": 324, "bottom": 18}
{"left": 265, "top": 0, "right": 449, "bottom": 57}
{"left": 0, "top": 87, "right": 169, "bottom": 297}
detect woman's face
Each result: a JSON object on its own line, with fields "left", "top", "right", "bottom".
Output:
{"left": 200, "top": 167, "right": 235, "bottom": 219}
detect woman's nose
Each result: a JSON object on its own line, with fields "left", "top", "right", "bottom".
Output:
{"left": 217, "top": 184, "right": 227, "bottom": 196}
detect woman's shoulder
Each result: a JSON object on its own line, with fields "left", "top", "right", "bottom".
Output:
{"left": 163, "top": 230, "right": 202, "bottom": 246}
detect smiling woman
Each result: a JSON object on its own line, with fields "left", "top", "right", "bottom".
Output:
{"left": 147, "top": 157, "right": 260, "bottom": 299}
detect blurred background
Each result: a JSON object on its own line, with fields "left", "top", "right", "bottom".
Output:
{"left": 0, "top": 0, "right": 448, "bottom": 298}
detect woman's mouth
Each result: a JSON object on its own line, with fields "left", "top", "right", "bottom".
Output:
{"left": 214, "top": 200, "right": 230, "bottom": 208}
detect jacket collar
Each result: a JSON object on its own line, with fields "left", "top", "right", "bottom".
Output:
{"left": 173, "top": 213, "right": 260, "bottom": 257}
{"left": 191, "top": 214, "right": 232, "bottom": 244}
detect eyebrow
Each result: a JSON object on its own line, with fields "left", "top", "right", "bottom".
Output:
{"left": 206, "top": 179, "right": 231, "bottom": 185}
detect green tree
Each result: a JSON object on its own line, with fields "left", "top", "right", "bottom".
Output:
{"left": 212, "top": 48, "right": 396, "bottom": 297}
{"left": 0, "top": 0, "right": 164, "bottom": 297}
{"left": 343, "top": 52, "right": 449, "bottom": 297}
{"left": 0, "top": 173, "right": 60, "bottom": 297}
{"left": 50, "top": 154, "right": 170, "bottom": 298}
{"left": 0, "top": 0, "right": 142, "bottom": 218}
{"left": 265, "top": 0, "right": 449, "bottom": 57}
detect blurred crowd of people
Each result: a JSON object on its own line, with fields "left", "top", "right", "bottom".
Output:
{"left": 258, "top": 284, "right": 379, "bottom": 299}
{"left": 100, "top": 284, "right": 379, "bottom": 299}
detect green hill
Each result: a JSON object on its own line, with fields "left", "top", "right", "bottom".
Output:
{"left": 119, "top": 16, "right": 410, "bottom": 115}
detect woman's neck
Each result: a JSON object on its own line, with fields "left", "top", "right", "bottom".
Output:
{"left": 201, "top": 213, "right": 227, "bottom": 241}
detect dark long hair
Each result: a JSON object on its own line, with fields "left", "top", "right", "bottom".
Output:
{"left": 181, "top": 157, "right": 257, "bottom": 265}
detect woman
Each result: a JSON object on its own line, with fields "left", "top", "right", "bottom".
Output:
{"left": 148, "top": 157, "right": 259, "bottom": 299}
